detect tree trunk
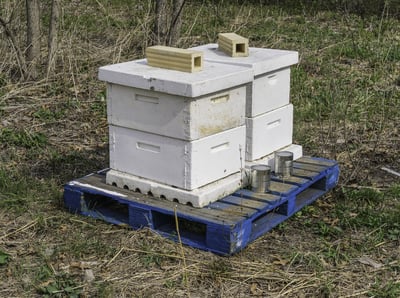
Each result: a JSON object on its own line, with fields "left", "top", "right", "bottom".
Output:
{"left": 154, "top": 0, "right": 167, "bottom": 45}
{"left": 0, "top": 16, "right": 27, "bottom": 79}
{"left": 26, "top": 0, "right": 41, "bottom": 79}
{"left": 168, "top": 0, "right": 184, "bottom": 46}
{"left": 153, "top": 0, "right": 185, "bottom": 46}
{"left": 47, "top": 0, "right": 60, "bottom": 77}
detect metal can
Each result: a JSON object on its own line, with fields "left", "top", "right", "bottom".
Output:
{"left": 250, "top": 164, "right": 271, "bottom": 193}
{"left": 274, "top": 151, "right": 293, "bottom": 177}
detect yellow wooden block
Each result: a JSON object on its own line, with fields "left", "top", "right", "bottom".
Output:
{"left": 218, "top": 33, "right": 249, "bottom": 57}
{"left": 146, "top": 46, "right": 203, "bottom": 73}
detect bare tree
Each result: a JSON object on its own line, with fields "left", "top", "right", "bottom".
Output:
{"left": 26, "top": 0, "right": 41, "bottom": 79}
{"left": 154, "top": 0, "right": 167, "bottom": 45}
{"left": 0, "top": 1, "right": 61, "bottom": 81}
{"left": 47, "top": 0, "right": 60, "bottom": 76}
{"left": 168, "top": 0, "right": 185, "bottom": 46}
{"left": 153, "top": 0, "right": 186, "bottom": 46}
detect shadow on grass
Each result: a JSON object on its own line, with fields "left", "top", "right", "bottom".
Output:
{"left": 31, "top": 146, "right": 109, "bottom": 184}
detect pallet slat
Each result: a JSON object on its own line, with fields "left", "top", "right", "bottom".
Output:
{"left": 64, "top": 156, "right": 339, "bottom": 255}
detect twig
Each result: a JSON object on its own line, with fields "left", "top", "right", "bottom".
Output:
{"left": 69, "top": 218, "right": 96, "bottom": 227}
{"left": 341, "top": 290, "right": 371, "bottom": 298}
{"left": 342, "top": 185, "right": 384, "bottom": 191}
{"left": 120, "top": 247, "right": 200, "bottom": 263}
{"left": 174, "top": 205, "right": 190, "bottom": 297}
{"left": 381, "top": 167, "right": 400, "bottom": 178}
{"left": 0, "top": 218, "right": 38, "bottom": 240}
{"left": 103, "top": 247, "right": 124, "bottom": 268}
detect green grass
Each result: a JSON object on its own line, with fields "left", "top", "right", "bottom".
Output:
{"left": 338, "top": 186, "right": 400, "bottom": 239}
{"left": 0, "top": 128, "right": 48, "bottom": 148}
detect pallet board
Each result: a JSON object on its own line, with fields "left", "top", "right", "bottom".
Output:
{"left": 63, "top": 156, "right": 339, "bottom": 255}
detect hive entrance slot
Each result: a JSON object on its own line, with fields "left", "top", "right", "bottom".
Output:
{"left": 83, "top": 193, "right": 129, "bottom": 224}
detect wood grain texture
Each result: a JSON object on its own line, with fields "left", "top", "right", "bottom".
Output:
{"left": 146, "top": 45, "right": 203, "bottom": 72}
{"left": 218, "top": 33, "right": 249, "bottom": 57}
{"left": 64, "top": 156, "right": 339, "bottom": 255}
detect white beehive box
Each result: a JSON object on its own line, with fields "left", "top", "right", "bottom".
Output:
{"left": 108, "top": 125, "right": 246, "bottom": 190}
{"left": 99, "top": 59, "right": 252, "bottom": 140}
{"left": 245, "top": 104, "right": 294, "bottom": 161}
{"left": 245, "top": 144, "right": 303, "bottom": 171}
{"left": 190, "top": 44, "right": 298, "bottom": 117}
{"left": 106, "top": 83, "right": 246, "bottom": 140}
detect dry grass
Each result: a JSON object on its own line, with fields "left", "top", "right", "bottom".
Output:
{"left": 0, "top": 0, "right": 399, "bottom": 297}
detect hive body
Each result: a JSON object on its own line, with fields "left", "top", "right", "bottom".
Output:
{"left": 98, "top": 57, "right": 252, "bottom": 207}
{"left": 190, "top": 44, "right": 301, "bottom": 161}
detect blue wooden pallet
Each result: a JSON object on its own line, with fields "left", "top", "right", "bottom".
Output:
{"left": 63, "top": 156, "right": 339, "bottom": 255}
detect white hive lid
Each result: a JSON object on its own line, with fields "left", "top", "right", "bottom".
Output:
{"left": 191, "top": 44, "right": 299, "bottom": 76}
{"left": 98, "top": 59, "right": 253, "bottom": 98}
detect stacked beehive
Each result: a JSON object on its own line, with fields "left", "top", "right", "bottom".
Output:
{"left": 98, "top": 47, "right": 253, "bottom": 207}
{"left": 192, "top": 33, "right": 302, "bottom": 168}
{"left": 99, "top": 35, "right": 302, "bottom": 207}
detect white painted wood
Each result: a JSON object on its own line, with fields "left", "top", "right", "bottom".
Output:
{"left": 245, "top": 104, "right": 294, "bottom": 161}
{"left": 244, "top": 144, "right": 303, "bottom": 181}
{"left": 98, "top": 59, "right": 253, "bottom": 98}
{"left": 109, "top": 125, "right": 246, "bottom": 190}
{"left": 247, "top": 68, "right": 291, "bottom": 117}
{"left": 106, "top": 83, "right": 246, "bottom": 140}
{"left": 106, "top": 170, "right": 243, "bottom": 208}
{"left": 191, "top": 44, "right": 298, "bottom": 75}
{"left": 190, "top": 44, "right": 298, "bottom": 116}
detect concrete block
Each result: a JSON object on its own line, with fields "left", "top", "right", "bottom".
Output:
{"left": 218, "top": 33, "right": 249, "bottom": 57}
{"left": 98, "top": 59, "right": 253, "bottom": 98}
{"left": 106, "top": 83, "right": 246, "bottom": 140}
{"left": 108, "top": 125, "right": 246, "bottom": 190}
{"left": 146, "top": 46, "right": 203, "bottom": 73}
{"left": 190, "top": 44, "right": 298, "bottom": 116}
{"left": 245, "top": 104, "right": 294, "bottom": 161}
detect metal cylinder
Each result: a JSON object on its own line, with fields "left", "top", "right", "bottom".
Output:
{"left": 250, "top": 165, "right": 271, "bottom": 193}
{"left": 274, "top": 151, "right": 293, "bottom": 177}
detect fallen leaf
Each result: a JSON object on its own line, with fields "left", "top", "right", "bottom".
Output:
{"left": 357, "top": 256, "right": 383, "bottom": 269}
{"left": 84, "top": 269, "right": 95, "bottom": 283}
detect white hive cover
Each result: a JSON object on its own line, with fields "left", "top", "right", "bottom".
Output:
{"left": 190, "top": 44, "right": 299, "bottom": 76}
{"left": 98, "top": 59, "right": 253, "bottom": 98}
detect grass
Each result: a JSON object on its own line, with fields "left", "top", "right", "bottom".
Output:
{"left": 0, "top": 0, "right": 399, "bottom": 296}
